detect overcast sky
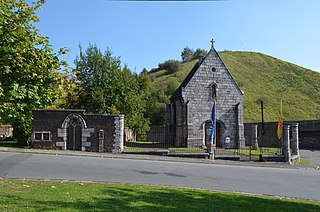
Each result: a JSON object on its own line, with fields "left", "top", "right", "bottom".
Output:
{"left": 34, "top": 0, "right": 320, "bottom": 73}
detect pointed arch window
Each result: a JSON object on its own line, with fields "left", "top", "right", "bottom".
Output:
{"left": 211, "top": 82, "right": 217, "bottom": 100}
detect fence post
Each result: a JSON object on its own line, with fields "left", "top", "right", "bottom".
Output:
{"left": 282, "top": 125, "right": 291, "bottom": 163}
{"left": 251, "top": 124, "right": 259, "bottom": 150}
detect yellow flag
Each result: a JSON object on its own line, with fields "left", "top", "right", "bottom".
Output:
{"left": 277, "top": 99, "right": 282, "bottom": 140}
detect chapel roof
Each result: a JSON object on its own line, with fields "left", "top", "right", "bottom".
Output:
{"left": 170, "top": 45, "right": 244, "bottom": 100}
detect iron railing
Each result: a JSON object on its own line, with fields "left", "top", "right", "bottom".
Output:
{"left": 124, "top": 127, "right": 283, "bottom": 160}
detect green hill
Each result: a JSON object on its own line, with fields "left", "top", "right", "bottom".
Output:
{"left": 149, "top": 51, "right": 320, "bottom": 123}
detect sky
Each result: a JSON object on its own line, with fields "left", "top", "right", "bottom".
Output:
{"left": 33, "top": 0, "right": 320, "bottom": 73}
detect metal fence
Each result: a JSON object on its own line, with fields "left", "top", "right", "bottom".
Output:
{"left": 124, "top": 127, "right": 206, "bottom": 153}
{"left": 124, "top": 127, "right": 283, "bottom": 161}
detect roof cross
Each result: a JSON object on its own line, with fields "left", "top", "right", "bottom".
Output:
{"left": 211, "top": 38, "right": 215, "bottom": 49}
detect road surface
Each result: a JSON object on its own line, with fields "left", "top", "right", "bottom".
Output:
{"left": 0, "top": 152, "right": 319, "bottom": 201}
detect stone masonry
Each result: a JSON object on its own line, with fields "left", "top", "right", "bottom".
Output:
{"left": 167, "top": 42, "right": 245, "bottom": 149}
{"left": 31, "top": 109, "right": 124, "bottom": 153}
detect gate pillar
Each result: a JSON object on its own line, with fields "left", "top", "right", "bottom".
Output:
{"left": 282, "top": 125, "right": 291, "bottom": 164}
{"left": 251, "top": 124, "right": 259, "bottom": 150}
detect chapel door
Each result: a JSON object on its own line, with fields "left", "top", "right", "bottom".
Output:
{"left": 205, "top": 120, "right": 224, "bottom": 148}
{"left": 216, "top": 122, "right": 222, "bottom": 147}
{"left": 66, "top": 117, "right": 82, "bottom": 151}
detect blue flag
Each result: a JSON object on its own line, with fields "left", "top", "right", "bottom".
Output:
{"left": 209, "top": 101, "right": 216, "bottom": 144}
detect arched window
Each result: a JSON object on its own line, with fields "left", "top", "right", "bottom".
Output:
{"left": 211, "top": 83, "right": 217, "bottom": 100}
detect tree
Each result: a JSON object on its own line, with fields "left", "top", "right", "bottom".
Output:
{"left": 72, "top": 44, "right": 150, "bottom": 138}
{"left": 181, "top": 46, "right": 194, "bottom": 63}
{"left": 140, "top": 68, "right": 148, "bottom": 76}
{"left": 194, "top": 48, "right": 207, "bottom": 59}
{"left": 158, "top": 60, "right": 180, "bottom": 74}
{"left": 0, "top": 0, "right": 65, "bottom": 144}
{"left": 145, "top": 88, "right": 168, "bottom": 127}
{"left": 48, "top": 71, "right": 79, "bottom": 110}
{"left": 181, "top": 47, "right": 208, "bottom": 62}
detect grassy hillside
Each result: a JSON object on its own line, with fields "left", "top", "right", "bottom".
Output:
{"left": 149, "top": 51, "right": 320, "bottom": 123}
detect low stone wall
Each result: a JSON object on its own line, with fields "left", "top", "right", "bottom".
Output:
{"left": 244, "top": 120, "right": 320, "bottom": 149}
{"left": 31, "top": 110, "right": 124, "bottom": 153}
{"left": 0, "top": 125, "right": 13, "bottom": 137}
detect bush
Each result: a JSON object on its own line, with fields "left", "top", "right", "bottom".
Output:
{"left": 158, "top": 60, "right": 180, "bottom": 74}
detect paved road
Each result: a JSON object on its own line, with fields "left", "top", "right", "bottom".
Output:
{"left": 300, "top": 149, "right": 320, "bottom": 167}
{"left": 0, "top": 152, "right": 319, "bottom": 201}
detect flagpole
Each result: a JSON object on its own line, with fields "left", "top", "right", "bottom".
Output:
{"left": 209, "top": 100, "right": 216, "bottom": 160}
{"left": 212, "top": 100, "right": 216, "bottom": 160}
{"left": 280, "top": 99, "right": 283, "bottom": 144}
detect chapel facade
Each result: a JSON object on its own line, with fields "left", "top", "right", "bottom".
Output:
{"left": 167, "top": 41, "right": 245, "bottom": 149}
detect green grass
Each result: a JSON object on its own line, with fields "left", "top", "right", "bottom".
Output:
{"left": 124, "top": 141, "right": 205, "bottom": 152}
{"left": 0, "top": 179, "right": 319, "bottom": 211}
{"left": 220, "top": 51, "right": 320, "bottom": 122}
{"left": 299, "top": 157, "right": 310, "bottom": 165}
{"left": 124, "top": 141, "right": 165, "bottom": 148}
{"left": 294, "top": 157, "right": 319, "bottom": 169}
{"left": 0, "top": 140, "right": 28, "bottom": 148}
{"left": 168, "top": 147, "right": 206, "bottom": 153}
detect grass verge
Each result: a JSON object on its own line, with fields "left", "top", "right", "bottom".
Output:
{"left": 0, "top": 179, "right": 319, "bottom": 211}
{"left": 0, "top": 141, "right": 28, "bottom": 149}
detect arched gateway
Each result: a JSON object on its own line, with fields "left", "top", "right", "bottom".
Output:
{"left": 58, "top": 113, "right": 94, "bottom": 151}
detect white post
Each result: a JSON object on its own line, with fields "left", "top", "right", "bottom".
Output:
{"left": 282, "top": 125, "right": 291, "bottom": 164}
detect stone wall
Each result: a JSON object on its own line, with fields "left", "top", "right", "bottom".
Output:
{"left": 0, "top": 125, "right": 13, "bottom": 137}
{"left": 244, "top": 120, "right": 320, "bottom": 149}
{"left": 31, "top": 110, "right": 124, "bottom": 153}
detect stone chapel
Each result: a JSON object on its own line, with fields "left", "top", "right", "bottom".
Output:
{"left": 167, "top": 40, "right": 245, "bottom": 149}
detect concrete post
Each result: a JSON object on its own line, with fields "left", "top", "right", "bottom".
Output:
{"left": 251, "top": 124, "right": 259, "bottom": 150}
{"left": 291, "top": 123, "right": 300, "bottom": 159}
{"left": 282, "top": 125, "right": 291, "bottom": 163}
{"left": 98, "top": 130, "right": 104, "bottom": 153}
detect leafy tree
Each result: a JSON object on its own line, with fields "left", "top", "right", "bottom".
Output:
{"left": 140, "top": 68, "right": 148, "bottom": 76}
{"left": 194, "top": 48, "right": 207, "bottom": 59}
{"left": 0, "top": 0, "right": 66, "bottom": 144}
{"left": 181, "top": 46, "right": 194, "bottom": 63}
{"left": 158, "top": 60, "right": 180, "bottom": 74}
{"left": 181, "top": 47, "right": 208, "bottom": 62}
{"left": 47, "top": 70, "right": 82, "bottom": 109}
{"left": 164, "top": 78, "right": 180, "bottom": 96}
{"left": 72, "top": 44, "right": 150, "bottom": 137}
{"left": 145, "top": 88, "right": 169, "bottom": 126}
{"left": 138, "top": 72, "right": 152, "bottom": 92}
